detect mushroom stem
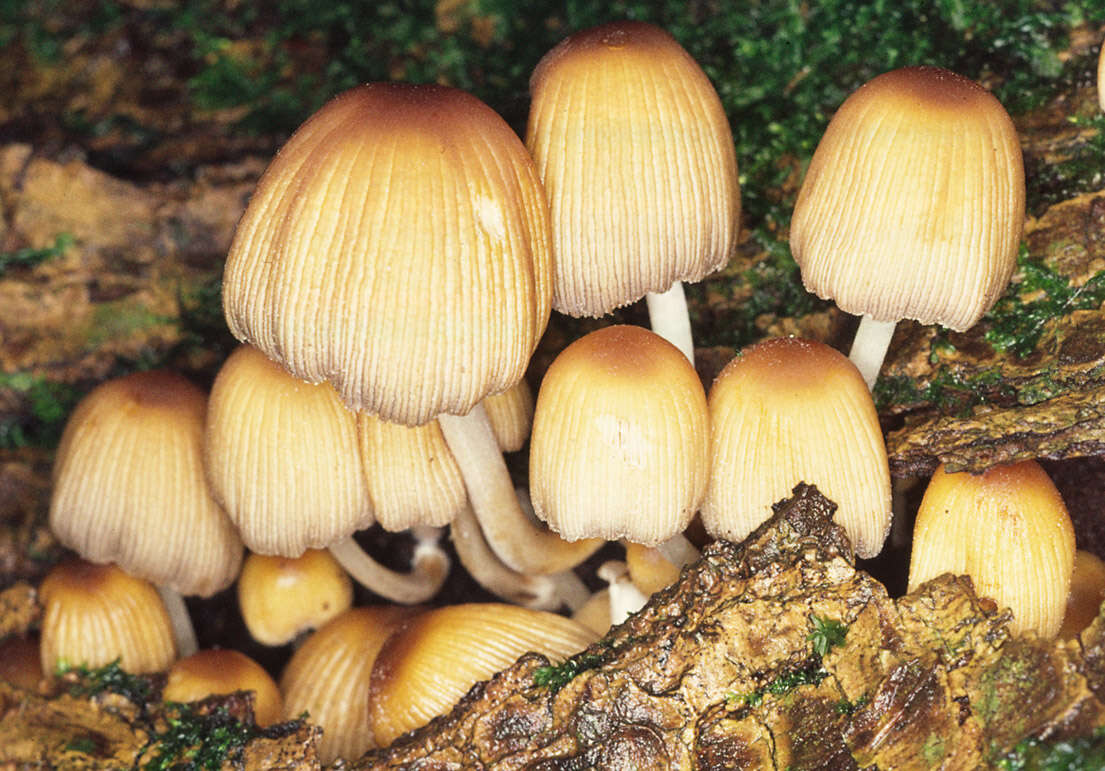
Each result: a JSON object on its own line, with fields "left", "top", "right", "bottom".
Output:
{"left": 437, "top": 405, "right": 603, "bottom": 575}
{"left": 645, "top": 282, "right": 695, "bottom": 364}
{"left": 848, "top": 315, "right": 897, "bottom": 390}
{"left": 598, "top": 561, "right": 650, "bottom": 624}
{"left": 655, "top": 533, "right": 699, "bottom": 569}
{"left": 451, "top": 503, "right": 585, "bottom": 611}
{"left": 327, "top": 533, "right": 449, "bottom": 605}
{"left": 157, "top": 585, "right": 198, "bottom": 659}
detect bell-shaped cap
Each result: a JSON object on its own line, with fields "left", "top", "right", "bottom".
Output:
{"left": 700, "top": 337, "right": 892, "bottom": 558}
{"left": 529, "top": 325, "right": 710, "bottom": 545}
{"left": 40, "top": 559, "right": 176, "bottom": 675}
{"left": 163, "top": 649, "right": 283, "bottom": 726}
{"left": 281, "top": 605, "right": 416, "bottom": 764}
{"left": 1058, "top": 549, "right": 1105, "bottom": 640}
{"left": 790, "top": 66, "right": 1024, "bottom": 331}
{"left": 224, "top": 83, "right": 552, "bottom": 425}
{"left": 527, "top": 21, "right": 740, "bottom": 317}
{"left": 237, "top": 549, "right": 353, "bottom": 647}
{"left": 205, "top": 344, "right": 372, "bottom": 555}
{"left": 50, "top": 370, "right": 242, "bottom": 597}
{"left": 483, "top": 378, "right": 535, "bottom": 453}
{"left": 369, "top": 603, "right": 596, "bottom": 746}
{"left": 908, "top": 461, "right": 1075, "bottom": 638}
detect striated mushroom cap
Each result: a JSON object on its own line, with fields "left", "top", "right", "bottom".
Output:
{"left": 529, "top": 325, "right": 710, "bottom": 545}
{"left": 163, "top": 649, "right": 283, "bottom": 726}
{"left": 368, "top": 603, "right": 596, "bottom": 746}
{"left": 40, "top": 560, "right": 176, "bottom": 675}
{"left": 908, "top": 461, "right": 1075, "bottom": 638}
{"left": 205, "top": 344, "right": 372, "bottom": 556}
{"left": 50, "top": 370, "right": 242, "bottom": 597}
{"left": 700, "top": 337, "right": 891, "bottom": 558}
{"left": 790, "top": 65, "right": 1024, "bottom": 331}
{"left": 526, "top": 21, "right": 740, "bottom": 317}
{"left": 224, "top": 83, "right": 552, "bottom": 425}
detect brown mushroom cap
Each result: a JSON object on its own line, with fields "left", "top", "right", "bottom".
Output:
{"left": 223, "top": 83, "right": 552, "bottom": 426}
{"left": 205, "top": 344, "right": 372, "bottom": 555}
{"left": 700, "top": 337, "right": 891, "bottom": 558}
{"left": 908, "top": 461, "right": 1075, "bottom": 638}
{"left": 1058, "top": 549, "right": 1105, "bottom": 640}
{"left": 529, "top": 325, "right": 710, "bottom": 545}
{"left": 368, "top": 603, "right": 596, "bottom": 746}
{"left": 790, "top": 66, "right": 1024, "bottom": 331}
{"left": 236, "top": 549, "right": 353, "bottom": 647}
{"left": 39, "top": 559, "right": 176, "bottom": 675}
{"left": 163, "top": 649, "right": 283, "bottom": 726}
{"left": 526, "top": 21, "right": 740, "bottom": 317}
{"left": 0, "top": 634, "right": 44, "bottom": 691}
{"left": 50, "top": 370, "right": 242, "bottom": 597}
{"left": 280, "top": 605, "right": 417, "bottom": 764}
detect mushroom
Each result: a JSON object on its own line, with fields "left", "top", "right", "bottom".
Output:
{"left": 790, "top": 66, "right": 1025, "bottom": 388}
{"left": 529, "top": 325, "right": 710, "bottom": 619}
{"left": 908, "top": 461, "right": 1075, "bottom": 638}
{"left": 50, "top": 370, "right": 243, "bottom": 657}
{"left": 526, "top": 20, "right": 740, "bottom": 363}
{"left": 39, "top": 559, "right": 176, "bottom": 675}
{"left": 700, "top": 337, "right": 892, "bottom": 558}
{"left": 205, "top": 344, "right": 448, "bottom": 605}
{"left": 1059, "top": 550, "right": 1105, "bottom": 640}
{"left": 280, "top": 605, "right": 417, "bottom": 764}
{"left": 162, "top": 649, "right": 283, "bottom": 727}
{"left": 0, "top": 634, "right": 43, "bottom": 691}
{"left": 368, "top": 603, "right": 596, "bottom": 746}
{"left": 222, "top": 83, "right": 597, "bottom": 594}
{"left": 236, "top": 549, "right": 353, "bottom": 647}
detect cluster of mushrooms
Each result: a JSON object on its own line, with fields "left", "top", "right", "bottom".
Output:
{"left": 12, "top": 18, "right": 1105, "bottom": 765}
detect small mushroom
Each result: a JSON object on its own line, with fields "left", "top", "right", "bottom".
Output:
{"left": 163, "top": 649, "right": 283, "bottom": 727}
{"left": 526, "top": 21, "right": 740, "bottom": 363}
{"left": 908, "top": 461, "right": 1075, "bottom": 638}
{"left": 1058, "top": 549, "right": 1105, "bottom": 641}
{"left": 701, "top": 337, "right": 891, "bottom": 558}
{"left": 790, "top": 66, "right": 1025, "bottom": 388}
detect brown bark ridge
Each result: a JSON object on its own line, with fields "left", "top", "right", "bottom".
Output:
{"left": 354, "top": 484, "right": 1105, "bottom": 770}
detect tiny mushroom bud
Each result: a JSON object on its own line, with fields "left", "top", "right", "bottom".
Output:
{"left": 701, "top": 337, "right": 892, "bottom": 558}
{"left": 163, "top": 649, "right": 283, "bottom": 727}
{"left": 908, "top": 461, "right": 1075, "bottom": 638}
{"left": 790, "top": 66, "right": 1024, "bottom": 388}
{"left": 40, "top": 559, "right": 176, "bottom": 675}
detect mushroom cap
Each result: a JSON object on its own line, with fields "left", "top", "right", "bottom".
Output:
{"left": 224, "top": 83, "right": 552, "bottom": 425}
{"left": 1058, "top": 549, "right": 1105, "bottom": 640}
{"left": 205, "top": 345, "right": 372, "bottom": 555}
{"left": 0, "top": 634, "right": 43, "bottom": 691}
{"left": 280, "top": 605, "right": 416, "bottom": 764}
{"left": 39, "top": 559, "right": 176, "bottom": 675}
{"left": 482, "top": 378, "right": 535, "bottom": 453}
{"left": 624, "top": 541, "right": 681, "bottom": 596}
{"left": 50, "top": 370, "right": 243, "bottom": 597}
{"left": 526, "top": 20, "right": 740, "bottom": 317}
{"left": 368, "top": 603, "right": 596, "bottom": 746}
{"left": 163, "top": 649, "right": 283, "bottom": 726}
{"left": 529, "top": 325, "right": 710, "bottom": 545}
{"left": 790, "top": 65, "right": 1024, "bottom": 331}
{"left": 700, "top": 337, "right": 891, "bottom": 558}
{"left": 908, "top": 461, "right": 1075, "bottom": 638}
{"left": 236, "top": 549, "right": 353, "bottom": 647}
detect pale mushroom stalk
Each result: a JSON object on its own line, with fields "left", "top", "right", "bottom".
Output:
{"left": 451, "top": 502, "right": 584, "bottom": 611}
{"left": 327, "top": 529, "right": 449, "bottom": 605}
{"left": 438, "top": 405, "right": 602, "bottom": 585}
{"left": 598, "top": 561, "right": 650, "bottom": 624}
{"left": 645, "top": 283, "right": 695, "bottom": 364}
{"left": 655, "top": 532, "right": 700, "bottom": 568}
{"left": 848, "top": 316, "right": 898, "bottom": 390}
{"left": 157, "top": 586, "right": 198, "bottom": 659}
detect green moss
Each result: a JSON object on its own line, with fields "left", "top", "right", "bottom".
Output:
{"left": 0, "top": 233, "right": 73, "bottom": 277}
{"left": 922, "top": 733, "right": 948, "bottom": 765}
{"left": 996, "top": 726, "right": 1105, "bottom": 770}
{"left": 0, "top": 371, "right": 82, "bottom": 449}
{"left": 57, "top": 658, "right": 152, "bottom": 704}
{"left": 140, "top": 703, "right": 260, "bottom": 771}
{"left": 807, "top": 614, "right": 847, "bottom": 658}
{"left": 533, "top": 651, "right": 606, "bottom": 693}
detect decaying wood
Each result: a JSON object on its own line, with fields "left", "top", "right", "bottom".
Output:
{"left": 354, "top": 485, "right": 1105, "bottom": 769}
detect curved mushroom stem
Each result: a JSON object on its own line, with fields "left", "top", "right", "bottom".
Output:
{"left": 655, "top": 533, "right": 700, "bottom": 569}
{"left": 598, "top": 561, "right": 650, "bottom": 625}
{"left": 645, "top": 282, "right": 695, "bottom": 364}
{"left": 849, "top": 315, "right": 898, "bottom": 390}
{"left": 451, "top": 503, "right": 587, "bottom": 611}
{"left": 157, "top": 585, "right": 198, "bottom": 659}
{"left": 328, "top": 530, "right": 449, "bottom": 604}
{"left": 437, "top": 405, "right": 603, "bottom": 575}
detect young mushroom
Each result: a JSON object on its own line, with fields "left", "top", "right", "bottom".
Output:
{"left": 163, "top": 649, "right": 283, "bottom": 727}
{"left": 222, "top": 83, "right": 597, "bottom": 597}
{"left": 526, "top": 21, "right": 741, "bottom": 363}
{"left": 908, "top": 461, "right": 1075, "bottom": 638}
{"left": 790, "top": 66, "right": 1025, "bottom": 388}
{"left": 1058, "top": 550, "right": 1105, "bottom": 640}
{"left": 205, "top": 344, "right": 448, "bottom": 605}
{"left": 39, "top": 559, "right": 176, "bottom": 676}
{"left": 50, "top": 370, "right": 243, "bottom": 658}
{"left": 700, "top": 337, "right": 892, "bottom": 558}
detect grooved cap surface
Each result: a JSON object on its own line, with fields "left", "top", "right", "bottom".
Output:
{"left": 163, "top": 649, "right": 283, "bottom": 726}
